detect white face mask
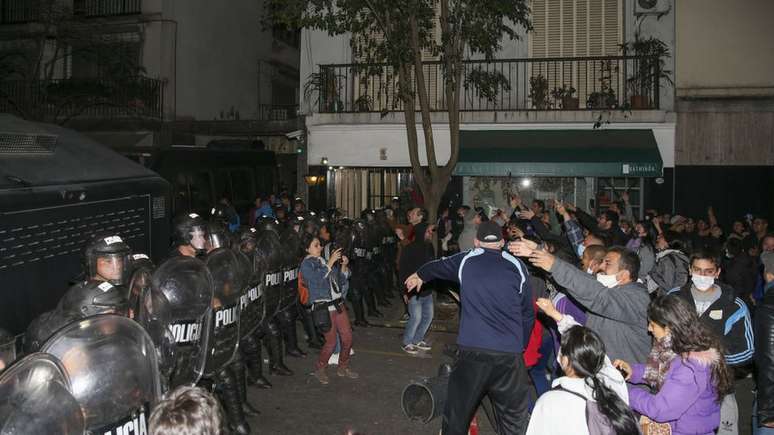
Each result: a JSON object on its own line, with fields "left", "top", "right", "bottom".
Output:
{"left": 585, "top": 267, "right": 594, "bottom": 274}
{"left": 691, "top": 274, "right": 715, "bottom": 291}
{"left": 596, "top": 273, "right": 619, "bottom": 288}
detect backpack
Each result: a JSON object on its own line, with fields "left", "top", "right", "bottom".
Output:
{"left": 553, "top": 385, "right": 616, "bottom": 435}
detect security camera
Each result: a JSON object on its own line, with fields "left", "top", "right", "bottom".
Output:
{"left": 285, "top": 130, "right": 303, "bottom": 140}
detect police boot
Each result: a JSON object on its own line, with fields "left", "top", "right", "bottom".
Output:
{"left": 349, "top": 290, "right": 369, "bottom": 327}
{"left": 300, "top": 305, "right": 323, "bottom": 349}
{"left": 215, "top": 367, "right": 251, "bottom": 435}
{"left": 264, "top": 321, "right": 293, "bottom": 376}
{"left": 365, "top": 287, "right": 383, "bottom": 318}
{"left": 241, "top": 335, "right": 272, "bottom": 389}
{"left": 279, "top": 308, "right": 306, "bottom": 358}
{"left": 230, "top": 358, "right": 261, "bottom": 417}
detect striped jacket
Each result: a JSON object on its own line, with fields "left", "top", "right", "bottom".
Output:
{"left": 669, "top": 283, "right": 754, "bottom": 366}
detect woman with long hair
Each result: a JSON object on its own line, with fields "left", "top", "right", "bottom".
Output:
{"left": 298, "top": 233, "right": 358, "bottom": 385}
{"left": 527, "top": 299, "right": 639, "bottom": 435}
{"left": 614, "top": 295, "right": 733, "bottom": 435}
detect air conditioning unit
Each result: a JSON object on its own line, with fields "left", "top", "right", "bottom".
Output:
{"left": 634, "top": 0, "right": 671, "bottom": 15}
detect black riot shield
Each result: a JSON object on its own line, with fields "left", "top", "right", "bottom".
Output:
{"left": 255, "top": 229, "right": 285, "bottom": 326}
{"left": 279, "top": 228, "right": 302, "bottom": 311}
{"left": 0, "top": 353, "right": 85, "bottom": 434}
{"left": 41, "top": 314, "right": 161, "bottom": 435}
{"left": 203, "top": 248, "right": 244, "bottom": 376}
{"left": 135, "top": 286, "right": 176, "bottom": 393}
{"left": 237, "top": 245, "right": 265, "bottom": 339}
{"left": 0, "top": 330, "right": 16, "bottom": 374}
{"left": 151, "top": 256, "right": 214, "bottom": 388}
{"left": 127, "top": 253, "right": 155, "bottom": 320}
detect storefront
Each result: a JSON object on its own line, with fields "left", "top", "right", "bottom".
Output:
{"left": 456, "top": 129, "right": 663, "bottom": 219}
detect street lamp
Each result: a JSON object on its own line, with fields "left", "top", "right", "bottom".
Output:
{"left": 304, "top": 175, "right": 325, "bottom": 186}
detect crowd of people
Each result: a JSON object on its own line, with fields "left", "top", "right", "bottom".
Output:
{"left": 1, "top": 186, "right": 773, "bottom": 435}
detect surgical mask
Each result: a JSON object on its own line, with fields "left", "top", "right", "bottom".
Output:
{"left": 585, "top": 267, "right": 594, "bottom": 274}
{"left": 691, "top": 274, "right": 715, "bottom": 291}
{"left": 577, "top": 244, "right": 586, "bottom": 258}
{"left": 596, "top": 273, "right": 619, "bottom": 288}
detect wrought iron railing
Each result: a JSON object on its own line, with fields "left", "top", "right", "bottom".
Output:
{"left": 73, "top": 0, "right": 141, "bottom": 17}
{"left": 0, "top": 76, "right": 164, "bottom": 121}
{"left": 0, "top": 0, "right": 36, "bottom": 23}
{"left": 257, "top": 104, "right": 298, "bottom": 121}
{"left": 315, "top": 55, "right": 661, "bottom": 113}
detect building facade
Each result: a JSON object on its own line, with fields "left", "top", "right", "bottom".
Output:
{"left": 674, "top": 0, "right": 774, "bottom": 225}
{"left": 300, "top": 0, "right": 678, "bottom": 219}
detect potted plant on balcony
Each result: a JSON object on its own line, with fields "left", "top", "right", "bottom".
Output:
{"left": 586, "top": 60, "right": 618, "bottom": 110}
{"left": 550, "top": 84, "right": 578, "bottom": 109}
{"left": 304, "top": 70, "right": 344, "bottom": 112}
{"left": 529, "top": 74, "right": 550, "bottom": 110}
{"left": 620, "top": 36, "right": 672, "bottom": 109}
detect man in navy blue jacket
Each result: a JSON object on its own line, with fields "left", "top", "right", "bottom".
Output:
{"left": 405, "top": 221, "right": 533, "bottom": 435}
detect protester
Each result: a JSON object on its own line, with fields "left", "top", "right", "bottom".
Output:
{"left": 614, "top": 296, "right": 733, "bottom": 435}
{"left": 457, "top": 207, "right": 479, "bottom": 252}
{"left": 527, "top": 298, "right": 638, "bottom": 435}
{"left": 647, "top": 229, "right": 691, "bottom": 294}
{"left": 149, "top": 386, "right": 223, "bottom": 435}
{"left": 299, "top": 234, "right": 358, "bottom": 385}
{"left": 406, "top": 221, "right": 534, "bottom": 435}
{"left": 511, "top": 242, "right": 651, "bottom": 364}
{"left": 399, "top": 222, "right": 436, "bottom": 355}
{"left": 668, "top": 250, "right": 755, "bottom": 435}
{"left": 754, "top": 252, "right": 774, "bottom": 434}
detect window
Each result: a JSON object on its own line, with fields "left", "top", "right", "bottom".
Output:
{"left": 529, "top": 0, "right": 623, "bottom": 105}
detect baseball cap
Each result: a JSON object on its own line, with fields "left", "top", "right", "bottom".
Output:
{"left": 476, "top": 221, "right": 503, "bottom": 243}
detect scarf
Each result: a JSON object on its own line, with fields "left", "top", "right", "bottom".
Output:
{"left": 642, "top": 334, "right": 678, "bottom": 391}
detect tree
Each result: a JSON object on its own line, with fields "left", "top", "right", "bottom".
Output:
{"left": 269, "top": 0, "right": 531, "bottom": 222}
{"left": 0, "top": 0, "right": 149, "bottom": 125}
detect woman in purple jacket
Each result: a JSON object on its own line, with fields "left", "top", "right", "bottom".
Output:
{"left": 614, "top": 296, "right": 733, "bottom": 435}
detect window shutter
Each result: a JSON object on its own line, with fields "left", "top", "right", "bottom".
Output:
{"left": 529, "top": 0, "right": 622, "bottom": 106}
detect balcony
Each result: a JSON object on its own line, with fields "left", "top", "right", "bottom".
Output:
{"left": 73, "top": 0, "right": 141, "bottom": 17}
{"left": 0, "top": 76, "right": 165, "bottom": 122}
{"left": 315, "top": 55, "right": 662, "bottom": 114}
{"left": 257, "top": 104, "right": 298, "bottom": 121}
{"left": 0, "top": 0, "right": 36, "bottom": 24}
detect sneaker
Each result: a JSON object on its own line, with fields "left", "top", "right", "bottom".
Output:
{"left": 402, "top": 344, "right": 419, "bottom": 355}
{"left": 313, "top": 367, "right": 329, "bottom": 385}
{"left": 328, "top": 353, "right": 340, "bottom": 366}
{"left": 336, "top": 367, "right": 359, "bottom": 379}
{"left": 415, "top": 341, "right": 432, "bottom": 351}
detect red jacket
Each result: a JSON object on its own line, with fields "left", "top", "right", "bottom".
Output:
{"left": 523, "top": 302, "right": 543, "bottom": 367}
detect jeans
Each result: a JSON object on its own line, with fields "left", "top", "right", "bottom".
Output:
{"left": 316, "top": 307, "right": 353, "bottom": 370}
{"left": 753, "top": 397, "right": 774, "bottom": 435}
{"left": 403, "top": 294, "right": 434, "bottom": 346}
{"left": 528, "top": 334, "right": 554, "bottom": 411}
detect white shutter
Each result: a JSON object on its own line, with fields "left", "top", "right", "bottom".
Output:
{"left": 529, "top": 0, "right": 622, "bottom": 105}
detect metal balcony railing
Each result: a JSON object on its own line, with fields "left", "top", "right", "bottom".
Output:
{"left": 0, "top": 76, "right": 164, "bottom": 121}
{"left": 315, "top": 55, "right": 662, "bottom": 113}
{"left": 257, "top": 104, "right": 298, "bottom": 121}
{"left": 0, "top": 0, "right": 37, "bottom": 24}
{"left": 73, "top": 0, "right": 141, "bottom": 17}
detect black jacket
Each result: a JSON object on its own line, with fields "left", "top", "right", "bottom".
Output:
{"left": 669, "top": 282, "right": 754, "bottom": 366}
{"left": 399, "top": 223, "right": 435, "bottom": 297}
{"left": 755, "top": 281, "right": 774, "bottom": 427}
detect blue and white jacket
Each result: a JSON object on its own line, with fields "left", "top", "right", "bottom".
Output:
{"left": 669, "top": 282, "right": 754, "bottom": 366}
{"left": 416, "top": 247, "right": 533, "bottom": 354}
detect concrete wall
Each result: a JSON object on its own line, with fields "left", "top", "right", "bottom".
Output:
{"left": 676, "top": 0, "right": 774, "bottom": 96}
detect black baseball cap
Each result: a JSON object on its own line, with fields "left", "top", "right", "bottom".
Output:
{"left": 476, "top": 221, "right": 503, "bottom": 243}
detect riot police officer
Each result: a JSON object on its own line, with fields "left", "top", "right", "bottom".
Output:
{"left": 171, "top": 212, "right": 209, "bottom": 258}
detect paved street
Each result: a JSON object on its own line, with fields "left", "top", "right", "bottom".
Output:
{"left": 246, "top": 300, "right": 756, "bottom": 435}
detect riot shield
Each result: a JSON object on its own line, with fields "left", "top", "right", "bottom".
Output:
{"left": 0, "top": 331, "right": 16, "bottom": 374}
{"left": 203, "top": 248, "right": 244, "bottom": 376}
{"left": 255, "top": 229, "right": 285, "bottom": 326}
{"left": 238, "top": 246, "right": 266, "bottom": 339}
{"left": 40, "top": 315, "right": 160, "bottom": 434}
{"left": 151, "top": 256, "right": 214, "bottom": 388}
{"left": 135, "top": 286, "right": 176, "bottom": 393}
{"left": 0, "top": 353, "right": 85, "bottom": 434}
{"left": 127, "top": 253, "right": 155, "bottom": 320}
{"left": 279, "top": 228, "right": 302, "bottom": 311}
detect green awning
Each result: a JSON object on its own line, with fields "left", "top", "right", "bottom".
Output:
{"left": 454, "top": 129, "right": 663, "bottom": 177}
